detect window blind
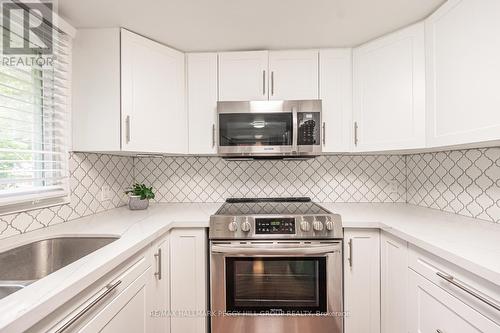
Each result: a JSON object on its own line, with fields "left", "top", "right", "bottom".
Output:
{"left": 0, "top": 3, "right": 72, "bottom": 214}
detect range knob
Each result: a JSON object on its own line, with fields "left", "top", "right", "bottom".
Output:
{"left": 300, "top": 220, "right": 311, "bottom": 232}
{"left": 325, "top": 217, "right": 335, "bottom": 231}
{"left": 228, "top": 220, "right": 238, "bottom": 232}
{"left": 313, "top": 220, "right": 324, "bottom": 231}
{"left": 241, "top": 220, "right": 251, "bottom": 232}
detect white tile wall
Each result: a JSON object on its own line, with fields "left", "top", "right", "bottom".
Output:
{"left": 407, "top": 148, "right": 500, "bottom": 223}
{"left": 0, "top": 153, "right": 134, "bottom": 240}
{"left": 134, "top": 155, "right": 407, "bottom": 203}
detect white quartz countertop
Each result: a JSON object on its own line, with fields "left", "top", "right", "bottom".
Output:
{"left": 1, "top": 202, "right": 500, "bottom": 332}
{"left": 323, "top": 203, "right": 500, "bottom": 287}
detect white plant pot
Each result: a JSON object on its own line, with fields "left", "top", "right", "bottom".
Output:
{"left": 128, "top": 195, "right": 149, "bottom": 210}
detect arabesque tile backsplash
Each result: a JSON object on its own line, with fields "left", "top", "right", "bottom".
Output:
{"left": 1, "top": 147, "right": 499, "bottom": 240}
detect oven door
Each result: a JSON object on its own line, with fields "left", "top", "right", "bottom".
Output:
{"left": 210, "top": 240, "right": 343, "bottom": 333}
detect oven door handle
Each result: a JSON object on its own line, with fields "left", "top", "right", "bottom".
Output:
{"left": 211, "top": 244, "right": 339, "bottom": 256}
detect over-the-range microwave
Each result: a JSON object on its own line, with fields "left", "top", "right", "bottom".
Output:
{"left": 217, "top": 100, "right": 322, "bottom": 159}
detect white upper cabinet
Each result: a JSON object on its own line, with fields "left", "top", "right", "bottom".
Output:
{"left": 353, "top": 22, "right": 426, "bottom": 152}
{"left": 319, "top": 49, "right": 352, "bottom": 152}
{"left": 121, "top": 29, "right": 186, "bottom": 154}
{"left": 72, "top": 28, "right": 186, "bottom": 154}
{"left": 218, "top": 50, "right": 319, "bottom": 101}
{"left": 187, "top": 53, "right": 218, "bottom": 154}
{"left": 425, "top": 0, "right": 500, "bottom": 148}
{"left": 268, "top": 50, "right": 319, "bottom": 100}
{"left": 218, "top": 51, "right": 269, "bottom": 101}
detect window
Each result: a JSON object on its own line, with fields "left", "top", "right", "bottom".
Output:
{"left": 0, "top": 4, "right": 72, "bottom": 214}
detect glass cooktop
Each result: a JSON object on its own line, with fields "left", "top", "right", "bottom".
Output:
{"left": 215, "top": 197, "right": 331, "bottom": 216}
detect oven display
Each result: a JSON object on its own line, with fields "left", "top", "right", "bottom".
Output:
{"left": 255, "top": 218, "right": 295, "bottom": 234}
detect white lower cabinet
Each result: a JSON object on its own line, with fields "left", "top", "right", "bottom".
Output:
{"left": 380, "top": 232, "right": 408, "bottom": 333}
{"left": 79, "top": 266, "right": 152, "bottom": 333}
{"left": 169, "top": 228, "right": 208, "bottom": 333}
{"left": 408, "top": 269, "right": 500, "bottom": 333}
{"left": 147, "top": 235, "right": 170, "bottom": 333}
{"left": 344, "top": 229, "right": 381, "bottom": 333}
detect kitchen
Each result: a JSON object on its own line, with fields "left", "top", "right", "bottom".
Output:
{"left": 0, "top": 0, "right": 499, "bottom": 332}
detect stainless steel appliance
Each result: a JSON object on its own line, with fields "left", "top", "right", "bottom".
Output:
{"left": 209, "top": 197, "right": 343, "bottom": 333}
{"left": 217, "top": 100, "right": 322, "bottom": 158}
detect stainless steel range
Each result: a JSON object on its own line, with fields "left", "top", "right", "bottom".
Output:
{"left": 209, "top": 197, "right": 343, "bottom": 333}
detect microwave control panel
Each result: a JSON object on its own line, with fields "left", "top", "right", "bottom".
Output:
{"left": 255, "top": 218, "right": 296, "bottom": 234}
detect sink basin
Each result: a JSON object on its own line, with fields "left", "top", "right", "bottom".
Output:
{"left": 0, "top": 237, "right": 119, "bottom": 283}
{"left": 0, "top": 284, "right": 25, "bottom": 300}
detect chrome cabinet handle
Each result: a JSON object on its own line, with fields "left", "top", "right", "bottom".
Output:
{"left": 354, "top": 121, "right": 358, "bottom": 146}
{"left": 154, "top": 248, "right": 162, "bottom": 280}
{"left": 322, "top": 122, "right": 326, "bottom": 145}
{"left": 212, "top": 124, "right": 216, "bottom": 148}
{"left": 436, "top": 330, "right": 444, "bottom": 333}
{"left": 125, "top": 115, "right": 131, "bottom": 144}
{"left": 55, "top": 280, "right": 122, "bottom": 333}
{"left": 271, "top": 71, "right": 275, "bottom": 96}
{"left": 262, "top": 70, "right": 266, "bottom": 95}
{"left": 436, "top": 272, "right": 500, "bottom": 311}
{"left": 348, "top": 239, "right": 353, "bottom": 267}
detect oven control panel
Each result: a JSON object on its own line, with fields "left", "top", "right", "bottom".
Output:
{"left": 255, "top": 218, "right": 295, "bottom": 234}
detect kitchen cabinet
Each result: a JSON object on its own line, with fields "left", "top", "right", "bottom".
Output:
{"left": 147, "top": 235, "right": 170, "bottom": 333}
{"left": 121, "top": 29, "right": 186, "bottom": 154}
{"left": 425, "top": 0, "right": 500, "bottom": 148}
{"left": 380, "top": 232, "right": 408, "bottom": 333}
{"left": 344, "top": 229, "right": 380, "bottom": 333}
{"left": 72, "top": 28, "right": 187, "bottom": 154}
{"left": 218, "top": 50, "right": 319, "bottom": 101}
{"left": 187, "top": 53, "right": 218, "bottom": 154}
{"left": 353, "top": 22, "right": 425, "bottom": 152}
{"left": 170, "top": 228, "right": 208, "bottom": 333}
{"left": 218, "top": 51, "right": 269, "bottom": 101}
{"left": 408, "top": 269, "right": 500, "bottom": 333}
{"left": 319, "top": 49, "right": 352, "bottom": 152}
{"left": 268, "top": 50, "right": 319, "bottom": 100}
{"left": 78, "top": 266, "right": 151, "bottom": 333}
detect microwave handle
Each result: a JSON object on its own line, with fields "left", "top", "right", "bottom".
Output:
{"left": 211, "top": 244, "right": 339, "bottom": 256}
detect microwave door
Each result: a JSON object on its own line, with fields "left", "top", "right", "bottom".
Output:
{"left": 218, "top": 112, "right": 294, "bottom": 156}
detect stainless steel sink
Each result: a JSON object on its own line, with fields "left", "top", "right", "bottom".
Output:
{"left": 0, "top": 284, "right": 25, "bottom": 299}
{"left": 0, "top": 237, "right": 118, "bottom": 300}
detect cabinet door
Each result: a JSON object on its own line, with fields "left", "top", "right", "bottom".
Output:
{"left": 381, "top": 232, "right": 408, "bottom": 333}
{"left": 187, "top": 53, "right": 218, "bottom": 154}
{"left": 147, "top": 236, "right": 170, "bottom": 333}
{"left": 319, "top": 49, "right": 352, "bottom": 152}
{"left": 408, "top": 269, "right": 500, "bottom": 333}
{"left": 218, "top": 51, "right": 269, "bottom": 101}
{"left": 121, "top": 29, "right": 187, "bottom": 153}
{"left": 78, "top": 267, "right": 151, "bottom": 333}
{"left": 170, "top": 229, "right": 207, "bottom": 333}
{"left": 344, "top": 229, "right": 380, "bottom": 333}
{"left": 269, "top": 50, "right": 319, "bottom": 100}
{"left": 353, "top": 22, "right": 425, "bottom": 152}
{"left": 426, "top": 0, "right": 500, "bottom": 148}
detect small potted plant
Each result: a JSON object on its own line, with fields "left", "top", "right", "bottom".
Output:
{"left": 125, "top": 183, "right": 155, "bottom": 210}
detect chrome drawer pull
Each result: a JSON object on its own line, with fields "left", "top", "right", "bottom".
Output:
{"left": 55, "top": 280, "right": 122, "bottom": 332}
{"left": 436, "top": 272, "right": 500, "bottom": 312}
{"left": 436, "top": 330, "right": 444, "bottom": 333}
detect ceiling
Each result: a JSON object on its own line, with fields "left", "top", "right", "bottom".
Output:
{"left": 58, "top": 0, "right": 446, "bottom": 52}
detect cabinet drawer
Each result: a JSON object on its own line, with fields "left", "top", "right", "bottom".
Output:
{"left": 408, "top": 269, "right": 500, "bottom": 333}
{"left": 408, "top": 244, "right": 500, "bottom": 324}
{"left": 45, "top": 254, "right": 150, "bottom": 332}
